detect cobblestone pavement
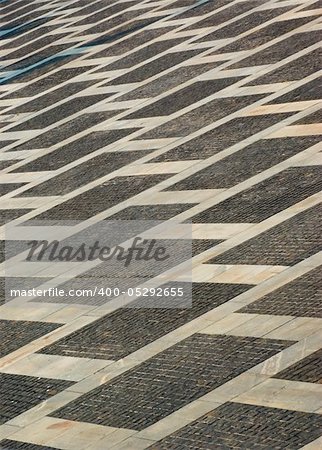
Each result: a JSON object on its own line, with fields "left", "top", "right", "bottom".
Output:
{"left": 0, "top": 0, "right": 321, "bottom": 449}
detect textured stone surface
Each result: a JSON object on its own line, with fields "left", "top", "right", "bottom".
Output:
{"left": 240, "top": 267, "right": 322, "bottom": 317}
{"left": 52, "top": 334, "right": 292, "bottom": 429}
{"left": 0, "top": 373, "right": 73, "bottom": 424}
{"left": 0, "top": 0, "right": 321, "bottom": 447}
{"left": 0, "top": 320, "right": 62, "bottom": 358}
{"left": 39, "top": 283, "right": 250, "bottom": 360}
{"left": 274, "top": 350, "right": 322, "bottom": 384}
{"left": 149, "top": 403, "right": 322, "bottom": 449}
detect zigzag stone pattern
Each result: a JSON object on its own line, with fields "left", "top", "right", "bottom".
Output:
{"left": 0, "top": 0, "right": 321, "bottom": 448}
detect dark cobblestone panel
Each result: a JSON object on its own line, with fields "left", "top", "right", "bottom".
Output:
{"left": 0, "top": 210, "right": 32, "bottom": 226}
{"left": 94, "top": 28, "right": 176, "bottom": 58}
{"left": 140, "top": 94, "right": 265, "bottom": 139}
{"left": 157, "top": 113, "right": 290, "bottom": 162}
{"left": 75, "top": 2, "right": 136, "bottom": 25}
{"left": 11, "top": 95, "right": 108, "bottom": 131}
{"left": 176, "top": 0, "right": 232, "bottom": 19}
{"left": 153, "top": 135, "right": 320, "bottom": 180}
{"left": 5, "top": 56, "right": 79, "bottom": 85}
{"left": 192, "top": 239, "right": 222, "bottom": 256}
{"left": 126, "top": 78, "right": 242, "bottom": 118}
{"left": 108, "top": 204, "right": 195, "bottom": 220}
{"left": 0, "top": 184, "right": 25, "bottom": 196}
{"left": 0, "top": 373, "right": 73, "bottom": 425}
{"left": 249, "top": 49, "right": 322, "bottom": 85}
{"left": 18, "top": 150, "right": 150, "bottom": 196}
{"left": 6, "top": 45, "right": 72, "bottom": 72}
{"left": 0, "top": 276, "right": 53, "bottom": 306}
{"left": 274, "top": 349, "right": 322, "bottom": 384}
{"left": 269, "top": 78, "right": 322, "bottom": 104}
{"left": 0, "top": 140, "right": 16, "bottom": 149}
{"left": 159, "top": 0, "right": 196, "bottom": 9}
{"left": 10, "top": 111, "right": 122, "bottom": 151}
{"left": 9, "top": 81, "right": 97, "bottom": 114}
{"left": 186, "top": 0, "right": 262, "bottom": 30}
{"left": 0, "top": 161, "right": 25, "bottom": 170}
{"left": 13, "top": 129, "right": 138, "bottom": 172}
{"left": 148, "top": 402, "right": 322, "bottom": 450}
{"left": 0, "top": 440, "right": 58, "bottom": 450}
{"left": 51, "top": 334, "right": 292, "bottom": 429}
{"left": 84, "top": 10, "right": 153, "bottom": 35}
{"left": 197, "top": 6, "right": 293, "bottom": 41}
{"left": 118, "top": 63, "right": 222, "bottom": 100}
{"left": 0, "top": 319, "right": 62, "bottom": 358}
{"left": 107, "top": 50, "right": 201, "bottom": 85}
{"left": 209, "top": 204, "right": 322, "bottom": 266}
{"left": 187, "top": 166, "right": 322, "bottom": 223}
{"left": 216, "top": 17, "right": 312, "bottom": 53}
{"left": 4, "top": 33, "right": 69, "bottom": 60}
{"left": 100, "top": 39, "right": 187, "bottom": 71}
{"left": 5, "top": 68, "right": 91, "bottom": 98}
{"left": 31, "top": 174, "right": 170, "bottom": 222}
{"left": 302, "top": 0, "right": 322, "bottom": 10}
{"left": 40, "top": 283, "right": 250, "bottom": 360}
{"left": 240, "top": 267, "right": 322, "bottom": 317}
{"left": 231, "top": 30, "right": 321, "bottom": 68}
{"left": 295, "top": 109, "right": 322, "bottom": 125}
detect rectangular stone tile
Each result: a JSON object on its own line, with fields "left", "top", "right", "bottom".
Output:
{"left": 264, "top": 317, "right": 322, "bottom": 341}
{"left": 192, "top": 223, "right": 252, "bottom": 239}
{"left": 226, "top": 314, "right": 293, "bottom": 338}
{"left": 148, "top": 402, "right": 322, "bottom": 450}
{"left": 234, "top": 378, "right": 322, "bottom": 412}
{"left": 51, "top": 334, "right": 292, "bottom": 430}
{"left": 1, "top": 353, "right": 113, "bottom": 382}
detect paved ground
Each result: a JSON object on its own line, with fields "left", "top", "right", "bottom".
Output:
{"left": 0, "top": 0, "right": 321, "bottom": 448}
